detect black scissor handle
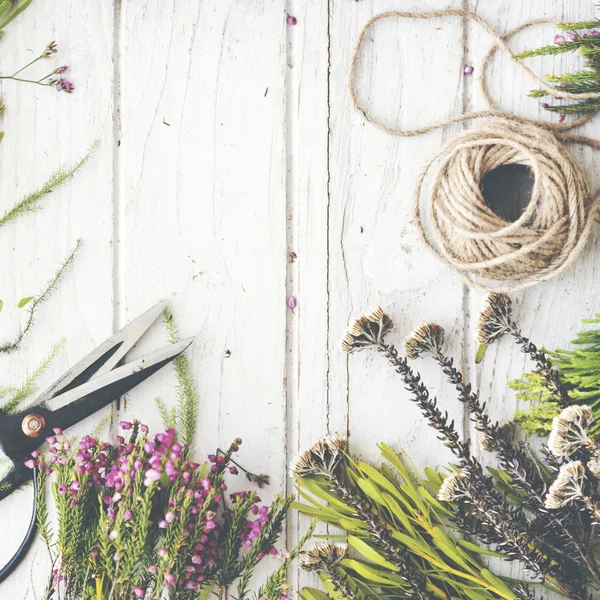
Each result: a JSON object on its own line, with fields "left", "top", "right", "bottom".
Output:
{"left": 0, "top": 467, "right": 37, "bottom": 583}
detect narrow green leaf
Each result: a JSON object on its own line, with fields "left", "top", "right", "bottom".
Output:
{"left": 341, "top": 559, "right": 395, "bottom": 585}
{"left": 458, "top": 539, "right": 506, "bottom": 558}
{"left": 348, "top": 535, "right": 399, "bottom": 571}
{"left": 0, "top": 300, "right": 3, "bottom": 312}
{"left": 300, "top": 588, "right": 333, "bottom": 600}
{"left": 0, "top": 2, "right": 10, "bottom": 21}
{"left": 475, "top": 343, "right": 488, "bottom": 364}
{"left": 17, "top": 296, "right": 33, "bottom": 308}
{"left": 480, "top": 569, "right": 516, "bottom": 599}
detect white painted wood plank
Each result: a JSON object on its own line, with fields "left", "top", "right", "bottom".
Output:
{"left": 117, "top": 1, "right": 289, "bottom": 589}
{"left": 284, "top": 0, "right": 330, "bottom": 591}
{"left": 328, "top": 0, "right": 467, "bottom": 471}
{"left": 468, "top": 0, "right": 600, "bottom": 587}
{"left": 0, "top": 2, "right": 115, "bottom": 595}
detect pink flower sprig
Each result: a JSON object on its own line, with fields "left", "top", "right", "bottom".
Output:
{"left": 0, "top": 41, "right": 74, "bottom": 93}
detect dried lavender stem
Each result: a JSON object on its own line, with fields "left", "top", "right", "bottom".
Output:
{"left": 508, "top": 323, "right": 571, "bottom": 408}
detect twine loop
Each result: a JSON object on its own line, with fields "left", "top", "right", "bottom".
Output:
{"left": 350, "top": 10, "right": 600, "bottom": 292}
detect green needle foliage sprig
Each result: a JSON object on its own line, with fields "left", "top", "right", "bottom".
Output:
{"left": 517, "top": 17, "right": 600, "bottom": 116}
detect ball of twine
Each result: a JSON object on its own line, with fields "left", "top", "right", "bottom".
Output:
{"left": 414, "top": 118, "right": 597, "bottom": 291}
{"left": 350, "top": 10, "right": 600, "bottom": 292}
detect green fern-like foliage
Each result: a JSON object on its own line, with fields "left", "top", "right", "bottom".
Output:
{"left": 517, "top": 19, "right": 600, "bottom": 116}
{"left": 511, "top": 314, "right": 600, "bottom": 437}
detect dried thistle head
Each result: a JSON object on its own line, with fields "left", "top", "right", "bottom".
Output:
{"left": 477, "top": 293, "right": 513, "bottom": 345}
{"left": 289, "top": 436, "right": 347, "bottom": 480}
{"left": 404, "top": 323, "right": 445, "bottom": 359}
{"left": 341, "top": 307, "right": 393, "bottom": 353}
{"left": 437, "top": 472, "right": 468, "bottom": 502}
{"left": 548, "top": 405, "right": 595, "bottom": 457}
{"left": 300, "top": 542, "right": 348, "bottom": 572}
{"left": 544, "top": 461, "right": 586, "bottom": 509}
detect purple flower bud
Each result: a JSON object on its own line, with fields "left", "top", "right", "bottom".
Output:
{"left": 559, "top": 114, "right": 566, "bottom": 123}
{"left": 229, "top": 466, "right": 239, "bottom": 475}
{"left": 286, "top": 14, "right": 297, "bottom": 25}
{"left": 120, "top": 421, "right": 133, "bottom": 430}
{"left": 165, "top": 573, "right": 175, "bottom": 586}
{"left": 24, "top": 459, "right": 36, "bottom": 469}
{"left": 31, "top": 450, "right": 41, "bottom": 458}
{"left": 148, "top": 565, "right": 158, "bottom": 574}
{"left": 554, "top": 34, "right": 566, "bottom": 44}
{"left": 463, "top": 65, "right": 474, "bottom": 75}
{"left": 589, "top": 29, "right": 599, "bottom": 36}
{"left": 123, "top": 509, "right": 133, "bottom": 522}
{"left": 567, "top": 32, "right": 577, "bottom": 41}
{"left": 134, "top": 588, "right": 145, "bottom": 598}
{"left": 540, "top": 102, "right": 550, "bottom": 110}
{"left": 287, "top": 296, "right": 297, "bottom": 310}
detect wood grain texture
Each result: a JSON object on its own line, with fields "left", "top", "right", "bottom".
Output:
{"left": 1, "top": 0, "right": 600, "bottom": 596}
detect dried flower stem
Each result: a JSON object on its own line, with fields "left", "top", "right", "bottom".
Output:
{"left": 508, "top": 324, "right": 571, "bottom": 408}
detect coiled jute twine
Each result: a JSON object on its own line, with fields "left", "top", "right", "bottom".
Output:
{"left": 350, "top": 10, "right": 600, "bottom": 292}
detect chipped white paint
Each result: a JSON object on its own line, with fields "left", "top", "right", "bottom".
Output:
{"left": 0, "top": 0, "right": 599, "bottom": 596}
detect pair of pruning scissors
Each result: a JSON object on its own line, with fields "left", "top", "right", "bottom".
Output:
{"left": 0, "top": 303, "right": 193, "bottom": 584}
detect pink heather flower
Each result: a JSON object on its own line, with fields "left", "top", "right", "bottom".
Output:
{"left": 71, "top": 481, "right": 82, "bottom": 492}
{"left": 165, "top": 511, "right": 176, "bottom": 523}
{"left": 554, "top": 33, "right": 566, "bottom": 44}
{"left": 24, "top": 459, "right": 36, "bottom": 469}
{"left": 47, "top": 436, "right": 57, "bottom": 445}
{"left": 140, "top": 424, "right": 149, "bottom": 433}
{"left": 286, "top": 14, "right": 297, "bottom": 25}
{"left": 463, "top": 65, "right": 474, "bottom": 75}
{"left": 559, "top": 114, "right": 566, "bottom": 123}
{"left": 120, "top": 421, "right": 133, "bottom": 430}
{"left": 287, "top": 296, "right": 297, "bottom": 310}
{"left": 109, "top": 530, "right": 118, "bottom": 541}
{"left": 53, "top": 428, "right": 63, "bottom": 435}
{"left": 540, "top": 102, "right": 549, "bottom": 110}
{"left": 567, "top": 31, "right": 577, "bottom": 41}
{"left": 31, "top": 450, "right": 41, "bottom": 458}
{"left": 208, "top": 454, "right": 217, "bottom": 463}
{"left": 57, "top": 484, "right": 67, "bottom": 494}
{"left": 158, "top": 520, "right": 168, "bottom": 529}
{"left": 134, "top": 589, "right": 145, "bottom": 598}
{"left": 147, "top": 565, "right": 158, "bottom": 574}
{"left": 205, "top": 520, "right": 216, "bottom": 531}
{"left": 192, "top": 555, "right": 203, "bottom": 564}
{"left": 144, "top": 469, "right": 162, "bottom": 482}
{"left": 589, "top": 29, "right": 599, "bottom": 36}
{"left": 123, "top": 509, "right": 133, "bottom": 522}
{"left": 165, "top": 573, "right": 175, "bottom": 586}
{"left": 229, "top": 466, "right": 239, "bottom": 475}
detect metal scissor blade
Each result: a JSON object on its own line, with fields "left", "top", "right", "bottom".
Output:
{"left": 36, "top": 303, "right": 166, "bottom": 405}
{"left": 42, "top": 337, "right": 193, "bottom": 416}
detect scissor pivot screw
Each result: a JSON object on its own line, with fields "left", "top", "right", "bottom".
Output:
{"left": 22, "top": 414, "right": 46, "bottom": 438}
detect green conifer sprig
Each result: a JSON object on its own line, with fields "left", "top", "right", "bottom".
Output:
{"left": 162, "top": 306, "right": 198, "bottom": 452}
{"left": 0, "top": 142, "right": 98, "bottom": 230}
{"left": 0, "top": 337, "right": 65, "bottom": 415}
{"left": 0, "top": 240, "right": 81, "bottom": 354}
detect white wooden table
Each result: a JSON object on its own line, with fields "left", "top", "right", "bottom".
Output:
{"left": 1, "top": 1, "right": 599, "bottom": 596}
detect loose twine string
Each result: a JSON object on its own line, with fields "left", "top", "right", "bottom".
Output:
{"left": 349, "top": 9, "right": 600, "bottom": 292}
